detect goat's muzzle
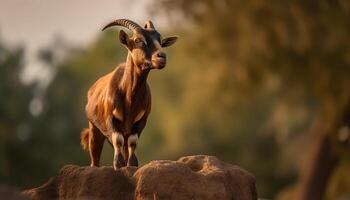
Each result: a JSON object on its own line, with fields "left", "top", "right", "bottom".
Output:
{"left": 151, "top": 51, "right": 167, "bottom": 69}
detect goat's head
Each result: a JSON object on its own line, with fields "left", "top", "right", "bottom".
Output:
{"left": 102, "top": 19, "right": 178, "bottom": 70}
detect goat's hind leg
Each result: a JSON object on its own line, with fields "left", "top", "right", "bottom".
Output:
{"left": 88, "top": 122, "right": 105, "bottom": 167}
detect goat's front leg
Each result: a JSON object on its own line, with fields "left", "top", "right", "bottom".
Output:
{"left": 127, "top": 134, "right": 138, "bottom": 167}
{"left": 112, "top": 132, "right": 126, "bottom": 169}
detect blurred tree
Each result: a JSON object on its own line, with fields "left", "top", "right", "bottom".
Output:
{"left": 0, "top": 39, "right": 34, "bottom": 186}
{"left": 152, "top": 0, "right": 350, "bottom": 199}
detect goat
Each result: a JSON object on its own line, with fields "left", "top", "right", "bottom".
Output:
{"left": 81, "top": 19, "right": 178, "bottom": 169}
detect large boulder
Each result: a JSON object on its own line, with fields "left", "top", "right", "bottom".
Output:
{"left": 23, "top": 155, "right": 257, "bottom": 200}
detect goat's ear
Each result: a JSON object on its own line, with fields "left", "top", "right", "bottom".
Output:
{"left": 161, "top": 36, "right": 178, "bottom": 48}
{"left": 119, "top": 30, "right": 131, "bottom": 49}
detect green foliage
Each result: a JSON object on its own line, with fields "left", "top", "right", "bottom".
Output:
{"left": 326, "top": 160, "right": 350, "bottom": 200}
{"left": 0, "top": 40, "right": 34, "bottom": 186}
{"left": 154, "top": 0, "right": 350, "bottom": 198}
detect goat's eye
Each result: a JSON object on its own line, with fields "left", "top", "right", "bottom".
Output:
{"left": 135, "top": 38, "right": 143, "bottom": 45}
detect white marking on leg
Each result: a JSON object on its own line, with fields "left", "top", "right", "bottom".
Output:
{"left": 128, "top": 134, "right": 138, "bottom": 157}
{"left": 112, "top": 132, "right": 124, "bottom": 169}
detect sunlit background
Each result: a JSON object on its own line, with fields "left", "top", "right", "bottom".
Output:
{"left": 1, "top": 0, "right": 350, "bottom": 199}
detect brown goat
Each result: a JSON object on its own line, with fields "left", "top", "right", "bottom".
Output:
{"left": 81, "top": 19, "right": 177, "bottom": 169}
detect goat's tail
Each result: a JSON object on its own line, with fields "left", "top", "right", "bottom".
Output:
{"left": 80, "top": 128, "right": 90, "bottom": 151}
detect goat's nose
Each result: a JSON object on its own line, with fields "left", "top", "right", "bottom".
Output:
{"left": 157, "top": 51, "right": 166, "bottom": 58}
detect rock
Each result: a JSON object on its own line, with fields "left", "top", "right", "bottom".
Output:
{"left": 23, "top": 155, "right": 257, "bottom": 200}
{"left": 23, "top": 166, "right": 136, "bottom": 200}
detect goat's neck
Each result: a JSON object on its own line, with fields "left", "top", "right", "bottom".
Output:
{"left": 120, "top": 53, "right": 149, "bottom": 104}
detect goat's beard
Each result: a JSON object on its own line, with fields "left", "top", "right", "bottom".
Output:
{"left": 140, "top": 62, "right": 152, "bottom": 70}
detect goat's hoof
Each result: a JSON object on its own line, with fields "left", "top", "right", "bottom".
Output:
{"left": 113, "top": 153, "right": 126, "bottom": 170}
{"left": 127, "top": 154, "right": 138, "bottom": 167}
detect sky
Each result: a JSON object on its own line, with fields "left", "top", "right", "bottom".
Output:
{"left": 0, "top": 0, "right": 154, "bottom": 83}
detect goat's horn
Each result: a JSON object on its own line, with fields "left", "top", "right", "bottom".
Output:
{"left": 144, "top": 20, "right": 155, "bottom": 29}
{"left": 102, "top": 19, "right": 142, "bottom": 32}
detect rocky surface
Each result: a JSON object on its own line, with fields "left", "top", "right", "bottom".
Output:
{"left": 23, "top": 155, "right": 257, "bottom": 200}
